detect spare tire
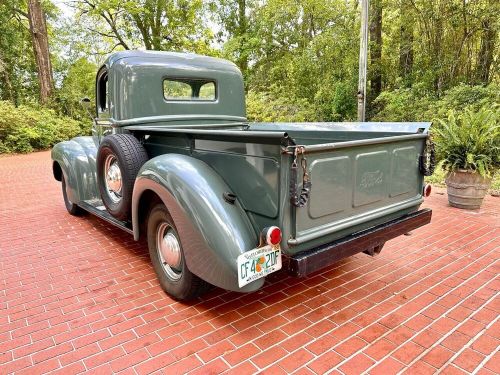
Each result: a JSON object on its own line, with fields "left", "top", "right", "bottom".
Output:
{"left": 96, "top": 134, "right": 148, "bottom": 221}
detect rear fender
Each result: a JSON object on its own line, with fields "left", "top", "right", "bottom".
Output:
{"left": 51, "top": 136, "right": 99, "bottom": 203}
{"left": 132, "top": 154, "right": 263, "bottom": 292}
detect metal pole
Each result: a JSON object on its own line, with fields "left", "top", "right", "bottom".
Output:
{"left": 357, "top": 0, "right": 369, "bottom": 122}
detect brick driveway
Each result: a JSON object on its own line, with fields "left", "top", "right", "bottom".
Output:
{"left": 1, "top": 151, "right": 499, "bottom": 375}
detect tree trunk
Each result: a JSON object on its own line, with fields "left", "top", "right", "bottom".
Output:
{"left": 0, "top": 52, "right": 14, "bottom": 102}
{"left": 27, "top": 0, "right": 53, "bottom": 104}
{"left": 369, "top": 0, "right": 382, "bottom": 99}
{"left": 132, "top": 14, "right": 152, "bottom": 50}
{"left": 399, "top": 2, "right": 414, "bottom": 86}
{"left": 432, "top": 10, "right": 444, "bottom": 92}
{"left": 237, "top": 0, "right": 248, "bottom": 75}
{"left": 150, "top": 2, "right": 163, "bottom": 50}
{"left": 0, "top": 71, "right": 14, "bottom": 102}
{"left": 475, "top": 18, "right": 496, "bottom": 84}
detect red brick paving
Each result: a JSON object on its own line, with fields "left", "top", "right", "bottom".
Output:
{"left": 1, "top": 151, "right": 499, "bottom": 374}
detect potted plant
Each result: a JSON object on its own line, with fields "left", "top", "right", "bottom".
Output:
{"left": 434, "top": 106, "right": 499, "bottom": 209}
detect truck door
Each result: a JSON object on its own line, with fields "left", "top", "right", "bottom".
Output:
{"left": 93, "top": 67, "right": 113, "bottom": 144}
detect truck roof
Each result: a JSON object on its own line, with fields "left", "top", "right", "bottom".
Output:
{"left": 104, "top": 50, "right": 241, "bottom": 75}
{"left": 100, "top": 50, "right": 246, "bottom": 124}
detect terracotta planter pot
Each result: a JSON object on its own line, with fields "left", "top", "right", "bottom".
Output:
{"left": 445, "top": 169, "right": 491, "bottom": 210}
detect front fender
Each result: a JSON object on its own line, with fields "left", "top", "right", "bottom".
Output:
{"left": 51, "top": 136, "right": 98, "bottom": 203}
{"left": 132, "top": 154, "right": 264, "bottom": 293}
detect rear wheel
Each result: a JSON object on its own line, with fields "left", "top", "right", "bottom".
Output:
{"left": 147, "top": 203, "right": 208, "bottom": 300}
{"left": 61, "top": 174, "right": 85, "bottom": 216}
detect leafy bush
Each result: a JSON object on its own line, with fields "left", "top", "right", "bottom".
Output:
{"left": 370, "top": 84, "right": 434, "bottom": 121}
{"left": 314, "top": 79, "right": 358, "bottom": 121}
{"left": 371, "top": 83, "right": 499, "bottom": 122}
{"left": 433, "top": 106, "right": 500, "bottom": 178}
{"left": 246, "top": 90, "right": 317, "bottom": 122}
{"left": 57, "top": 58, "right": 97, "bottom": 122}
{"left": 0, "top": 101, "right": 88, "bottom": 153}
{"left": 491, "top": 172, "right": 500, "bottom": 193}
{"left": 424, "top": 161, "right": 447, "bottom": 187}
{"left": 430, "top": 84, "right": 500, "bottom": 119}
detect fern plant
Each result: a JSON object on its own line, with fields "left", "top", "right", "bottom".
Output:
{"left": 433, "top": 106, "right": 500, "bottom": 178}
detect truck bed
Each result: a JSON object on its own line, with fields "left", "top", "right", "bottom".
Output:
{"left": 126, "top": 121, "right": 431, "bottom": 256}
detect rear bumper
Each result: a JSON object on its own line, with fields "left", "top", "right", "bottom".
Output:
{"left": 287, "top": 208, "right": 432, "bottom": 277}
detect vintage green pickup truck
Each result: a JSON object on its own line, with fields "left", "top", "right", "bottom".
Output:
{"left": 52, "top": 51, "right": 433, "bottom": 300}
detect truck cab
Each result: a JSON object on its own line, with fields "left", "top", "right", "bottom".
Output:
{"left": 52, "top": 51, "right": 433, "bottom": 300}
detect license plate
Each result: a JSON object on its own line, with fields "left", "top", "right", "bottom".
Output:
{"left": 237, "top": 245, "right": 282, "bottom": 288}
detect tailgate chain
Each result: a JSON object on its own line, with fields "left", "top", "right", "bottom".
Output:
{"left": 419, "top": 137, "right": 436, "bottom": 176}
{"left": 290, "top": 146, "right": 312, "bottom": 208}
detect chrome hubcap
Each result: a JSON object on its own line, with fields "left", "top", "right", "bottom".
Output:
{"left": 104, "top": 155, "right": 122, "bottom": 203}
{"left": 156, "top": 222, "right": 182, "bottom": 280}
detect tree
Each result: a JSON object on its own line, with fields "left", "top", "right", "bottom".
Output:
{"left": 27, "top": 0, "right": 54, "bottom": 104}
{"left": 0, "top": 0, "right": 37, "bottom": 104}
{"left": 74, "top": 0, "right": 212, "bottom": 53}
{"left": 58, "top": 58, "right": 97, "bottom": 121}
{"left": 399, "top": 1, "right": 414, "bottom": 86}
{"left": 0, "top": 49, "right": 14, "bottom": 102}
{"left": 211, "top": 0, "right": 254, "bottom": 76}
{"left": 475, "top": 0, "right": 498, "bottom": 84}
{"left": 0, "top": 0, "right": 498, "bottom": 126}
{"left": 248, "top": 0, "right": 360, "bottom": 120}
{"left": 369, "top": 0, "right": 383, "bottom": 100}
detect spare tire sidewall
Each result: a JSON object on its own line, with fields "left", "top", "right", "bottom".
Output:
{"left": 96, "top": 134, "right": 147, "bottom": 221}
{"left": 97, "top": 144, "right": 123, "bottom": 214}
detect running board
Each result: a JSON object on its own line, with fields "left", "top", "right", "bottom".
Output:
{"left": 79, "top": 200, "right": 133, "bottom": 235}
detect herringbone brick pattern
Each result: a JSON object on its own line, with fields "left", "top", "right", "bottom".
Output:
{"left": 0, "top": 151, "right": 498, "bottom": 374}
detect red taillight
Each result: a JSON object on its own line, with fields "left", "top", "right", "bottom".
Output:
{"left": 265, "top": 226, "right": 282, "bottom": 246}
{"left": 423, "top": 184, "right": 432, "bottom": 197}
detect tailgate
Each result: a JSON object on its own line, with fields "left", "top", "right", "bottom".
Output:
{"left": 290, "top": 133, "right": 428, "bottom": 248}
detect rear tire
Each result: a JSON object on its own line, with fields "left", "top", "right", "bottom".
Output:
{"left": 62, "top": 175, "right": 85, "bottom": 216}
{"left": 147, "top": 203, "right": 208, "bottom": 301}
{"left": 96, "top": 134, "right": 148, "bottom": 220}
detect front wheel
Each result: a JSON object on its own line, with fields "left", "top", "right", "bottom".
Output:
{"left": 147, "top": 203, "right": 208, "bottom": 300}
{"left": 61, "top": 174, "right": 85, "bottom": 216}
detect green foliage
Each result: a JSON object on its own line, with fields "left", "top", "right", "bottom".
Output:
{"left": 1, "top": 0, "right": 499, "bottom": 154}
{"left": 0, "top": 0, "right": 38, "bottom": 104}
{"left": 491, "top": 172, "right": 500, "bottom": 192}
{"left": 424, "top": 161, "right": 447, "bottom": 187}
{"left": 73, "top": 0, "right": 213, "bottom": 53}
{"left": 236, "top": 0, "right": 498, "bottom": 122}
{"left": 370, "top": 85, "right": 433, "bottom": 121}
{"left": 57, "top": 58, "right": 97, "bottom": 122}
{"left": 371, "top": 83, "right": 500, "bottom": 122}
{"left": 433, "top": 106, "right": 500, "bottom": 178}
{"left": 246, "top": 90, "right": 317, "bottom": 122}
{"left": 244, "top": 0, "right": 359, "bottom": 121}
{"left": 0, "top": 101, "right": 87, "bottom": 153}
{"left": 430, "top": 84, "right": 500, "bottom": 119}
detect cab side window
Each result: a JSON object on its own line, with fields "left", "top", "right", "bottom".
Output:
{"left": 97, "top": 70, "right": 109, "bottom": 115}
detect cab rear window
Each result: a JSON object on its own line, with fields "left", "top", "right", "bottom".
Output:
{"left": 163, "top": 79, "right": 216, "bottom": 101}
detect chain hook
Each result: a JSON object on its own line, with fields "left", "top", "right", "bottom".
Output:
{"left": 301, "top": 154, "right": 309, "bottom": 182}
{"left": 289, "top": 145, "right": 311, "bottom": 208}
{"left": 292, "top": 147, "right": 299, "bottom": 168}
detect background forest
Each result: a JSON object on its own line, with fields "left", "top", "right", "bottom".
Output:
{"left": 0, "top": 0, "right": 498, "bottom": 155}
